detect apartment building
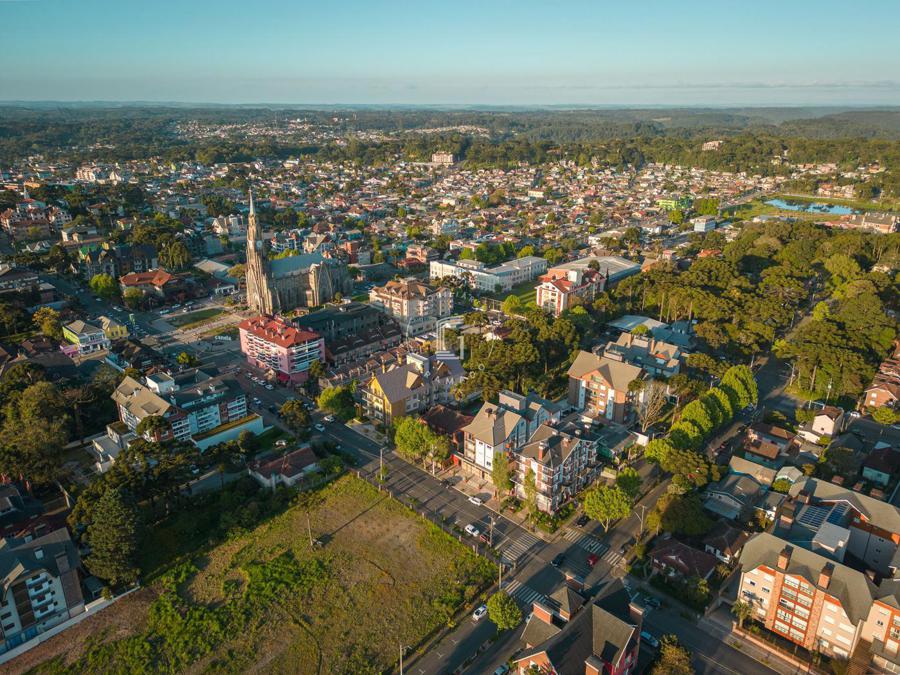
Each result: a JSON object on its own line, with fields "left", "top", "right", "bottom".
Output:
{"left": 61, "top": 320, "right": 111, "bottom": 356}
{"left": 459, "top": 390, "right": 560, "bottom": 482}
{"left": 362, "top": 352, "right": 464, "bottom": 426}
{"left": 0, "top": 528, "right": 85, "bottom": 656}
{"left": 111, "top": 370, "right": 256, "bottom": 448}
{"left": 369, "top": 278, "right": 453, "bottom": 336}
{"left": 515, "top": 417, "right": 603, "bottom": 513}
{"left": 567, "top": 351, "right": 643, "bottom": 424}
{"left": 739, "top": 533, "right": 900, "bottom": 668}
{"left": 294, "top": 302, "right": 402, "bottom": 366}
{"left": 238, "top": 315, "right": 324, "bottom": 384}
{"left": 601, "top": 332, "right": 682, "bottom": 378}
{"left": 429, "top": 256, "right": 547, "bottom": 293}
{"left": 535, "top": 266, "right": 606, "bottom": 317}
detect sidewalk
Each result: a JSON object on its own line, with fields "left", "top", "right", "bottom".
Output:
{"left": 345, "top": 420, "right": 387, "bottom": 445}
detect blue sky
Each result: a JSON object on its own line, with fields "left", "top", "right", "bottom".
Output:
{"left": 2, "top": 0, "right": 899, "bottom": 105}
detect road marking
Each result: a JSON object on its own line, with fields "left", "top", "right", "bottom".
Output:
{"left": 562, "top": 529, "right": 608, "bottom": 555}
{"left": 602, "top": 550, "right": 624, "bottom": 566}
{"left": 505, "top": 579, "right": 546, "bottom": 607}
{"left": 497, "top": 531, "right": 540, "bottom": 563}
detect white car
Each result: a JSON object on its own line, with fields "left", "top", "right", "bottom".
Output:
{"left": 314, "top": 423, "right": 326, "bottom": 432}
{"left": 323, "top": 414, "right": 335, "bottom": 423}
{"left": 468, "top": 496, "right": 484, "bottom": 506}
{"left": 464, "top": 524, "right": 480, "bottom": 538}
{"left": 265, "top": 384, "right": 274, "bottom": 390}
{"left": 472, "top": 604, "right": 488, "bottom": 622}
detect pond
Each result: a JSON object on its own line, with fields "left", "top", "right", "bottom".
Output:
{"left": 765, "top": 198, "right": 857, "bottom": 215}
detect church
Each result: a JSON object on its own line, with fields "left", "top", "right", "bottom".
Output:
{"left": 245, "top": 193, "right": 353, "bottom": 315}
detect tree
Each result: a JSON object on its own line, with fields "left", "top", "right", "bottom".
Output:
{"left": 523, "top": 468, "right": 538, "bottom": 519}
{"left": 502, "top": 294, "right": 522, "bottom": 316}
{"left": 872, "top": 406, "right": 900, "bottom": 426}
{"left": 771, "top": 478, "right": 792, "bottom": 493}
{"left": 679, "top": 399, "right": 714, "bottom": 437}
{"left": 652, "top": 635, "right": 694, "bottom": 675}
{"left": 317, "top": 384, "right": 356, "bottom": 420}
{"left": 638, "top": 380, "right": 668, "bottom": 433}
{"left": 644, "top": 438, "right": 674, "bottom": 465}
{"left": 487, "top": 591, "right": 522, "bottom": 631}
{"left": 491, "top": 451, "right": 513, "bottom": 498}
{"left": 123, "top": 287, "right": 143, "bottom": 309}
{"left": 732, "top": 600, "right": 753, "bottom": 629}
{"left": 647, "top": 493, "right": 711, "bottom": 537}
{"left": 176, "top": 351, "right": 200, "bottom": 368}
{"left": 615, "top": 467, "right": 641, "bottom": 500}
{"left": 393, "top": 416, "right": 427, "bottom": 465}
{"left": 135, "top": 415, "right": 169, "bottom": 440}
{"left": 89, "top": 273, "right": 119, "bottom": 301}
{"left": 85, "top": 487, "right": 139, "bottom": 588}
{"left": 279, "top": 399, "right": 310, "bottom": 435}
{"left": 584, "top": 485, "right": 631, "bottom": 532}
{"left": 32, "top": 307, "right": 62, "bottom": 339}
{"left": 160, "top": 240, "right": 191, "bottom": 270}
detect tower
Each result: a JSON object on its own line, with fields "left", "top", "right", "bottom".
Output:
{"left": 245, "top": 191, "right": 278, "bottom": 315}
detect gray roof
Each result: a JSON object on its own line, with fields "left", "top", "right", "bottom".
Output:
{"left": 740, "top": 533, "right": 879, "bottom": 624}
{"left": 568, "top": 351, "right": 643, "bottom": 391}
{"left": 788, "top": 477, "right": 900, "bottom": 535}
{"left": 729, "top": 455, "right": 777, "bottom": 486}
{"left": 463, "top": 404, "right": 522, "bottom": 447}
{"left": 112, "top": 375, "right": 171, "bottom": 420}
{"left": 269, "top": 251, "right": 326, "bottom": 277}
{"left": 0, "top": 527, "right": 82, "bottom": 608}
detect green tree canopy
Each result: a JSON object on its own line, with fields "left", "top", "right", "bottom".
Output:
{"left": 85, "top": 487, "right": 140, "bottom": 588}
{"left": 487, "top": 590, "right": 522, "bottom": 631}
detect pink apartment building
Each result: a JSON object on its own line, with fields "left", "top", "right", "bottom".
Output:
{"left": 238, "top": 316, "right": 324, "bottom": 384}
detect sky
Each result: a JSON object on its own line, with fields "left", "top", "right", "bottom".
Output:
{"left": 2, "top": 0, "right": 899, "bottom": 106}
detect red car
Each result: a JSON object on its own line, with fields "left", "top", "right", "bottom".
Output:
{"left": 587, "top": 553, "right": 600, "bottom": 568}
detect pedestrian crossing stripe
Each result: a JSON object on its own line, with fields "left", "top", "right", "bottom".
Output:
{"left": 504, "top": 580, "right": 545, "bottom": 607}
{"left": 496, "top": 532, "right": 540, "bottom": 563}
{"left": 562, "top": 529, "right": 608, "bottom": 555}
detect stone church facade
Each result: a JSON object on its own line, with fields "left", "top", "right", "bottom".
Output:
{"left": 245, "top": 193, "right": 353, "bottom": 315}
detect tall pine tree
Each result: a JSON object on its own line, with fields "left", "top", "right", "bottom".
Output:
{"left": 86, "top": 487, "right": 140, "bottom": 588}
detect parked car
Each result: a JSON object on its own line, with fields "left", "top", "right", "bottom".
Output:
{"left": 314, "top": 423, "right": 325, "bottom": 432}
{"left": 464, "top": 524, "right": 481, "bottom": 538}
{"left": 640, "top": 631, "right": 660, "bottom": 649}
{"left": 587, "top": 553, "right": 600, "bottom": 568}
{"left": 479, "top": 533, "right": 490, "bottom": 544}
{"left": 468, "top": 496, "right": 484, "bottom": 506}
{"left": 472, "top": 604, "right": 488, "bottom": 622}
{"left": 848, "top": 410, "right": 861, "bottom": 419}
{"left": 575, "top": 514, "right": 590, "bottom": 527}
{"left": 493, "top": 665, "right": 510, "bottom": 675}
{"left": 551, "top": 553, "right": 565, "bottom": 568}
{"left": 265, "top": 384, "right": 274, "bottom": 390}
{"left": 275, "top": 439, "right": 288, "bottom": 447}
{"left": 645, "top": 596, "right": 661, "bottom": 609}
{"left": 323, "top": 414, "right": 335, "bottom": 423}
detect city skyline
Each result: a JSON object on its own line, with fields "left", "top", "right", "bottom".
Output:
{"left": 2, "top": 0, "right": 899, "bottom": 105}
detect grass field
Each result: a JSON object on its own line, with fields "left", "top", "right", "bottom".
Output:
{"left": 486, "top": 278, "right": 538, "bottom": 305}
{"left": 167, "top": 307, "right": 226, "bottom": 330}
{"left": 22, "top": 475, "right": 494, "bottom": 675}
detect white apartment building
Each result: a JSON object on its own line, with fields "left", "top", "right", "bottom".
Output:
{"left": 430, "top": 256, "right": 547, "bottom": 293}
{"left": 369, "top": 278, "right": 453, "bottom": 336}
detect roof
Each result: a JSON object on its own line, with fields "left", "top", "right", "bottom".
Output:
{"left": 703, "top": 521, "right": 750, "bottom": 556}
{"left": 728, "top": 455, "right": 777, "bottom": 485}
{"left": 112, "top": 375, "right": 171, "bottom": 420}
{"left": 708, "top": 473, "right": 765, "bottom": 507}
{"left": 238, "top": 315, "right": 321, "bottom": 348}
{"left": 119, "top": 269, "right": 173, "bottom": 287}
{"left": 607, "top": 315, "right": 666, "bottom": 333}
{"left": 269, "top": 251, "right": 326, "bottom": 277}
{"left": 568, "top": 350, "right": 643, "bottom": 391}
{"left": 251, "top": 446, "right": 318, "bottom": 479}
{"left": 370, "top": 363, "right": 425, "bottom": 404}
{"left": 463, "top": 403, "right": 523, "bottom": 447}
{"left": 788, "top": 476, "right": 900, "bottom": 535}
{"left": 651, "top": 539, "right": 718, "bottom": 578}
{"left": 64, "top": 319, "right": 103, "bottom": 336}
{"left": 0, "top": 527, "right": 83, "bottom": 611}
{"left": 420, "top": 404, "right": 473, "bottom": 436}
{"left": 740, "top": 532, "right": 878, "bottom": 624}
{"left": 863, "top": 446, "right": 899, "bottom": 477}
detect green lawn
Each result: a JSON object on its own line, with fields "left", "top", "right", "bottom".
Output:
{"left": 26, "top": 475, "right": 494, "bottom": 675}
{"left": 167, "top": 307, "right": 226, "bottom": 329}
{"left": 486, "top": 279, "right": 539, "bottom": 305}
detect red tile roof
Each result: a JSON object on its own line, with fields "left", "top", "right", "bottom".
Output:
{"left": 239, "top": 315, "right": 321, "bottom": 348}
{"left": 119, "top": 269, "right": 173, "bottom": 288}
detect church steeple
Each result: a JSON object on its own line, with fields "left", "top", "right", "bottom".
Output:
{"left": 245, "top": 189, "right": 276, "bottom": 316}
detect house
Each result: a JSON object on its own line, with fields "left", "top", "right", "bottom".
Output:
{"left": 368, "top": 278, "right": 453, "bottom": 336}
{"left": 797, "top": 406, "right": 846, "bottom": 443}
{"left": 703, "top": 522, "right": 750, "bottom": 564}
{"left": 90, "top": 421, "right": 135, "bottom": 473}
{"left": 361, "top": 352, "right": 464, "bottom": 426}
{"left": 97, "top": 315, "right": 129, "bottom": 341}
{"left": 601, "top": 332, "right": 682, "bottom": 379}
{"left": 459, "top": 390, "right": 560, "bottom": 481}
{"left": 238, "top": 315, "right": 324, "bottom": 384}
{"left": 862, "top": 445, "right": 899, "bottom": 487}
{"left": 421, "top": 405, "right": 473, "bottom": 458}
{"left": 704, "top": 473, "right": 768, "bottom": 521}
{"left": 650, "top": 538, "right": 718, "bottom": 580}
{"left": 61, "top": 320, "right": 110, "bottom": 356}
{"left": 0, "top": 527, "right": 85, "bottom": 654}
{"left": 513, "top": 579, "right": 641, "bottom": 675}
{"left": 567, "top": 350, "right": 643, "bottom": 424}
{"left": 105, "top": 338, "right": 163, "bottom": 373}
{"left": 744, "top": 423, "right": 794, "bottom": 462}
{"left": 249, "top": 446, "right": 319, "bottom": 490}
{"left": 118, "top": 269, "right": 174, "bottom": 297}
{"left": 728, "top": 455, "right": 777, "bottom": 487}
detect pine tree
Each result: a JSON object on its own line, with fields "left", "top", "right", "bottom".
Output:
{"left": 86, "top": 487, "right": 140, "bottom": 588}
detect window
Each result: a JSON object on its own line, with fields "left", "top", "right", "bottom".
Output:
{"left": 762, "top": 587, "right": 770, "bottom": 593}
{"left": 822, "top": 628, "right": 833, "bottom": 636}
{"left": 825, "top": 616, "right": 836, "bottom": 624}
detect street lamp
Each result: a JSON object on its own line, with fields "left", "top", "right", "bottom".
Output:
{"left": 399, "top": 645, "right": 408, "bottom": 675}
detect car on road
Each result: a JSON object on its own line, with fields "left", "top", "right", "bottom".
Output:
{"left": 849, "top": 410, "right": 861, "bottom": 419}
{"left": 551, "top": 553, "right": 565, "bottom": 567}
{"left": 275, "top": 439, "right": 288, "bottom": 447}
{"left": 190, "top": 465, "right": 201, "bottom": 476}
{"left": 265, "top": 384, "right": 274, "bottom": 390}
{"left": 479, "top": 533, "right": 490, "bottom": 544}
{"left": 587, "top": 553, "right": 599, "bottom": 568}
{"left": 575, "top": 514, "right": 590, "bottom": 527}
{"left": 472, "top": 604, "right": 488, "bottom": 622}
{"left": 640, "top": 630, "right": 660, "bottom": 649}
{"left": 468, "top": 496, "right": 483, "bottom": 506}
{"left": 644, "top": 596, "right": 661, "bottom": 609}
{"left": 323, "top": 414, "right": 335, "bottom": 423}
{"left": 314, "top": 423, "right": 325, "bottom": 432}
{"left": 464, "top": 524, "right": 481, "bottom": 538}
{"left": 493, "top": 665, "right": 510, "bottom": 675}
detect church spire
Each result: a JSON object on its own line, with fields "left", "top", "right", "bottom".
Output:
{"left": 248, "top": 188, "right": 255, "bottom": 217}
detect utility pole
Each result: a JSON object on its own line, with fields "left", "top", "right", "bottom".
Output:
{"left": 489, "top": 516, "right": 495, "bottom": 547}
{"left": 306, "top": 511, "right": 313, "bottom": 548}
{"left": 498, "top": 561, "right": 503, "bottom": 590}
{"left": 399, "top": 645, "right": 406, "bottom": 675}
{"left": 635, "top": 504, "right": 647, "bottom": 533}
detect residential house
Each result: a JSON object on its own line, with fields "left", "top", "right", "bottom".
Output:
{"left": 567, "top": 350, "right": 643, "bottom": 424}
{"left": 601, "top": 332, "right": 682, "bottom": 379}
{"left": 421, "top": 405, "right": 473, "bottom": 459}
{"left": 249, "top": 446, "right": 319, "bottom": 490}
{"left": 459, "top": 390, "right": 560, "bottom": 481}
{"left": 238, "top": 315, "right": 324, "bottom": 384}
{"left": 862, "top": 446, "right": 898, "bottom": 487}
{"left": 361, "top": 352, "right": 464, "bottom": 426}
{"left": 369, "top": 278, "right": 453, "bottom": 336}
{"left": 97, "top": 315, "right": 129, "bottom": 341}
{"left": 797, "top": 406, "right": 846, "bottom": 444}
{"left": 118, "top": 269, "right": 174, "bottom": 298}
{"left": 90, "top": 421, "right": 135, "bottom": 473}
{"left": 650, "top": 538, "right": 718, "bottom": 580}
{"left": 513, "top": 579, "right": 642, "bottom": 675}
{"left": 0, "top": 528, "right": 85, "bottom": 655}
{"left": 703, "top": 522, "right": 750, "bottom": 564}
{"left": 535, "top": 265, "right": 606, "bottom": 317}
{"left": 704, "top": 473, "right": 773, "bottom": 522}
{"left": 744, "top": 423, "right": 795, "bottom": 463}
{"left": 61, "top": 320, "right": 110, "bottom": 356}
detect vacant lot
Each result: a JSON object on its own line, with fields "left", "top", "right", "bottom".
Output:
{"left": 22, "top": 476, "right": 493, "bottom": 675}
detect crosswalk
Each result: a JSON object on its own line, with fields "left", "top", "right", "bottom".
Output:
{"left": 497, "top": 531, "right": 540, "bottom": 564}
{"left": 561, "top": 529, "right": 626, "bottom": 567}
{"left": 503, "top": 579, "right": 545, "bottom": 607}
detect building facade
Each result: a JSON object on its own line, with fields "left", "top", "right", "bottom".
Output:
{"left": 369, "top": 278, "right": 453, "bottom": 336}
{"left": 429, "top": 256, "right": 547, "bottom": 293}
{"left": 567, "top": 351, "right": 643, "bottom": 424}
{"left": 238, "top": 315, "right": 324, "bottom": 384}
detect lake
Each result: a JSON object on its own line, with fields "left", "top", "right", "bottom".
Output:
{"left": 765, "top": 198, "right": 857, "bottom": 215}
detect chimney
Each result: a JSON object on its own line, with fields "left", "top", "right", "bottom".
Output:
{"left": 778, "top": 545, "right": 793, "bottom": 571}
{"left": 779, "top": 500, "right": 796, "bottom": 529}
{"left": 818, "top": 563, "right": 834, "bottom": 589}
{"left": 565, "top": 571, "right": 584, "bottom": 593}
{"left": 628, "top": 598, "right": 645, "bottom": 627}
{"left": 532, "top": 600, "right": 553, "bottom": 625}
{"left": 798, "top": 489, "right": 812, "bottom": 505}
{"left": 538, "top": 441, "right": 548, "bottom": 461}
